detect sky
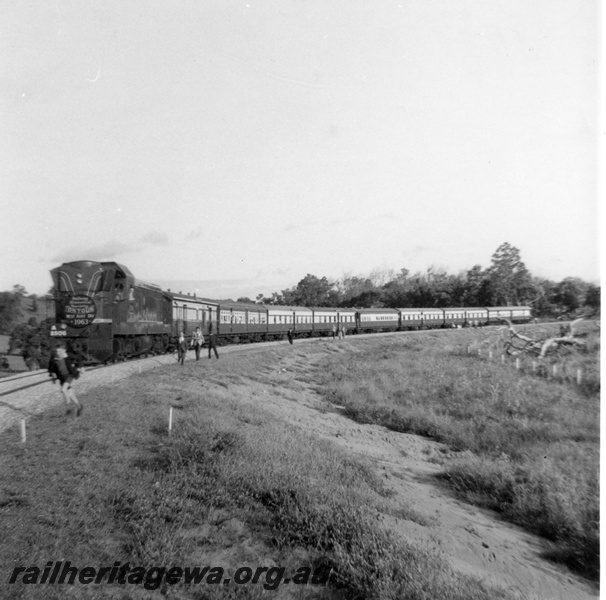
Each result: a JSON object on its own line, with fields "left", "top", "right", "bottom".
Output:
{"left": 1, "top": 1, "right": 599, "bottom": 300}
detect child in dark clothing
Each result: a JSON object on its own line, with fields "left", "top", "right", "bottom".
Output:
{"left": 48, "top": 345, "right": 83, "bottom": 416}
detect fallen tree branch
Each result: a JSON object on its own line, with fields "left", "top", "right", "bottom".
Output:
{"left": 539, "top": 335, "right": 587, "bottom": 358}
{"left": 499, "top": 317, "right": 588, "bottom": 358}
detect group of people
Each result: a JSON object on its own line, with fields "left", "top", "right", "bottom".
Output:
{"left": 48, "top": 324, "right": 221, "bottom": 417}
{"left": 177, "top": 325, "right": 219, "bottom": 365}
{"left": 331, "top": 323, "right": 347, "bottom": 340}
{"left": 49, "top": 319, "right": 333, "bottom": 415}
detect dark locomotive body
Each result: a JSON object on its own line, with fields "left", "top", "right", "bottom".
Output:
{"left": 50, "top": 261, "right": 172, "bottom": 363}
{"left": 49, "top": 260, "right": 532, "bottom": 363}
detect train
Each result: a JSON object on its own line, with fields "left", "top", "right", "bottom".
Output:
{"left": 49, "top": 260, "right": 532, "bottom": 364}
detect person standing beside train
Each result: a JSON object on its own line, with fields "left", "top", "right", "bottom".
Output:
{"left": 177, "top": 331, "right": 188, "bottom": 365}
{"left": 208, "top": 322, "right": 219, "bottom": 359}
{"left": 191, "top": 327, "right": 205, "bottom": 361}
{"left": 48, "top": 343, "right": 83, "bottom": 416}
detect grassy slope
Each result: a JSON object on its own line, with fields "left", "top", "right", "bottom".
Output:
{"left": 316, "top": 325, "right": 600, "bottom": 580}
{"left": 0, "top": 350, "right": 512, "bottom": 600}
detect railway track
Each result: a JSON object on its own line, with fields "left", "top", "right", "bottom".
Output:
{"left": 0, "top": 323, "right": 541, "bottom": 435}
{"left": 0, "top": 365, "right": 109, "bottom": 398}
{"left": 0, "top": 325, "right": 498, "bottom": 400}
{"left": 0, "top": 370, "right": 53, "bottom": 397}
{"left": 0, "top": 354, "right": 178, "bottom": 434}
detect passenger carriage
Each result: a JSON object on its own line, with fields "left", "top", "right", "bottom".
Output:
{"left": 217, "top": 300, "right": 267, "bottom": 341}
{"left": 355, "top": 308, "right": 400, "bottom": 333}
{"left": 464, "top": 308, "right": 489, "bottom": 327}
{"left": 418, "top": 308, "right": 444, "bottom": 329}
{"left": 443, "top": 308, "right": 466, "bottom": 328}
{"left": 290, "top": 306, "right": 314, "bottom": 337}
{"left": 266, "top": 305, "right": 314, "bottom": 339}
{"left": 169, "top": 292, "right": 218, "bottom": 340}
{"left": 337, "top": 309, "right": 356, "bottom": 334}
{"left": 266, "top": 306, "right": 296, "bottom": 339}
{"left": 510, "top": 306, "right": 532, "bottom": 323}
{"left": 397, "top": 308, "right": 423, "bottom": 330}
{"left": 310, "top": 307, "right": 341, "bottom": 336}
{"left": 485, "top": 306, "right": 532, "bottom": 325}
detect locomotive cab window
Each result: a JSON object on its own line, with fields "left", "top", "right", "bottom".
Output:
{"left": 114, "top": 282, "right": 125, "bottom": 301}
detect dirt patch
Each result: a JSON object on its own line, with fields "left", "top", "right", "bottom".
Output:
{"left": 198, "top": 339, "right": 597, "bottom": 599}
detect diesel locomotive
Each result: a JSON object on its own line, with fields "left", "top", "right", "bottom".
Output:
{"left": 50, "top": 261, "right": 172, "bottom": 362}
{"left": 49, "top": 260, "right": 532, "bottom": 364}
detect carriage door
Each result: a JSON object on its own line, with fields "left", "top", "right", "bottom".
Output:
{"left": 174, "top": 302, "right": 183, "bottom": 336}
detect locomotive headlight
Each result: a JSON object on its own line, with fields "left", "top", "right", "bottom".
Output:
{"left": 76, "top": 273, "right": 83, "bottom": 284}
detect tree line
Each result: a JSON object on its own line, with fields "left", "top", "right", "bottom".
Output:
{"left": 244, "top": 243, "right": 600, "bottom": 317}
{"left": 0, "top": 243, "right": 599, "bottom": 371}
{"left": 0, "top": 286, "right": 54, "bottom": 370}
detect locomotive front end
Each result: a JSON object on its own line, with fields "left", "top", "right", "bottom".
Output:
{"left": 49, "top": 260, "right": 113, "bottom": 362}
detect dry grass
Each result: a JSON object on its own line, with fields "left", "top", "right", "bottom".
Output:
{"left": 316, "top": 325, "right": 600, "bottom": 580}
{"left": 0, "top": 351, "right": 513, "bottom": 600}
